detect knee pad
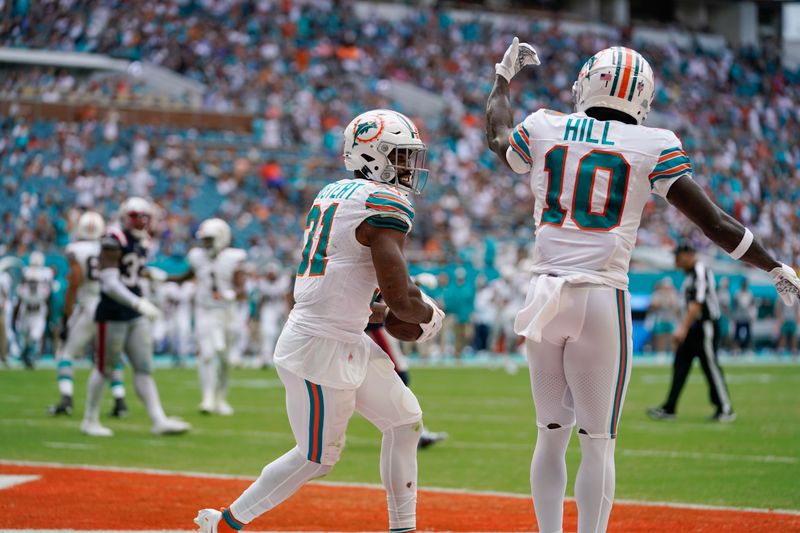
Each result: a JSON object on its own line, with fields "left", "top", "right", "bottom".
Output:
{"left": 286, "top": 446, "right": 333, "bottom": 479}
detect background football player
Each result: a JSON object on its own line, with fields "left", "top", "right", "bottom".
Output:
{"left": 13, "top": 251, "right": 54, "bottom": 369}
{"left": 80, "top": 197, "right": 190, "bottom": 437}
{"left": 49, "top": 211, "right": 128, "bottom": 417}
{"left": 169, "top": 217, "right": 247, "bottom": 415}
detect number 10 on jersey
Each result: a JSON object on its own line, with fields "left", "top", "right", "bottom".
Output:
{"left": 542, "top": 147, "right": 630, "bottom": 231}
{"left": 297, "top": 203, "right": 338, "bottom": 277}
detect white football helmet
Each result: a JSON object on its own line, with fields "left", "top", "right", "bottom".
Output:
{"left": 343, "top": 109, "right": 429, "bottom": 194}
{"left": 119, "top": 197, "right": 153, "bottom": 239}
{"left": 75, "top": 211, "right": 106, "bottom": 241}
{"left": 572, "top": 47, "right": 655, "bottom": 125}
{"left": 196, "top": 218, "right": 231, "bottom": 256}
{"left": 28, "top": 251, "right": 44, "bottom": 268}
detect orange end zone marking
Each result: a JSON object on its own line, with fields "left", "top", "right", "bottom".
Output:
{"left": 1, "top": 464, "right": 799, "bottom": 532}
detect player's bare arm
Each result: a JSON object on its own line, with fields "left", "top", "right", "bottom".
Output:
{"left": 356, "top": 222, "right": 432, "bottom": 324}
{"left": 667, "top": 177, "right": 779, "bottom": 272}
{"left": 667, "top": 177, "right": 800, "bottom": 304}
{"left": 486, "top": 37, "right": 540, "bottom": 169}
{"left": 62, "top": 252, "right": 82, "bottom": 321}
{"left": 486, "top": 76, "right": 514, "bottom": 168}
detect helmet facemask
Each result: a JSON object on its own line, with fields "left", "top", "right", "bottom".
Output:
{"left": 380, "top": 144, "right": 429, "bottom": 194}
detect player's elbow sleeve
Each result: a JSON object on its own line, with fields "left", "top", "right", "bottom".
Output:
{"left": 506, "top": 146, "right": 532, "bottom": 174}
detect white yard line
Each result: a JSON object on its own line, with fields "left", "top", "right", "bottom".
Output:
{"left": 1, "top": 459, "right": 798, "bottom": 517}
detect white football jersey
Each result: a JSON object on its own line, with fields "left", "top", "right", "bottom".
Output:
{"left": 258, "top": 275, "right": 290, "bottom": 306}
{"left": 66, "top": 240, "right": 101, "bottom": 306}
{"left": 187, "top": 247, "right": 247, "bottom": 308}
{"left": 507, "top": 109, "right": 692, "bottom": 289}
{"left": 18, "top": 266, "right": 53, "bottom": 308}
{"left": 290, "top": 178, "right": 414, "bottom": 343}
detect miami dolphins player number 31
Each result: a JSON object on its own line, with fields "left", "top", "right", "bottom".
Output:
{"left": 195, "top": 109, "right": 444, "bottom": 533}
{"left": 486, "top": 37, "right": 800, "bottom": 533}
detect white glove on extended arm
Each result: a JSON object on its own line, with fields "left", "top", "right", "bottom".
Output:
{"left": 769, "top": 263, "right": 800, "bottom": 305}
{"left": 417, "top": 291, "right": 445, "bottom": 343}
{"left": 135, "top": 298, "right": 163, "bottom": 321}
{"left": 495, "top": 36, "right": 540, "bottom": 83}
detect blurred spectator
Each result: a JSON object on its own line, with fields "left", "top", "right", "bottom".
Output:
{"left": 716, "top": 277, "right": 734, "bottom": 351}
{"left": 647, "top": 278, "right": 680, "bottom": 353}
{"left": 775, "top": 297, "right": 799, "bottom": 354}
{"left": 733, "top": 279, "right": 756, "bottom": 352}
{"left": 443, "top": 267, "right": 475, "bottom": 358}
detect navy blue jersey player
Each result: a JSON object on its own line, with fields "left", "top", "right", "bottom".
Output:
{"left": 80, "top": 197, "right": 190, "bottom": 437}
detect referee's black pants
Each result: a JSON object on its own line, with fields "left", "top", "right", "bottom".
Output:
{"left": 663, "top": 320, "right": 733, "bottom": 415}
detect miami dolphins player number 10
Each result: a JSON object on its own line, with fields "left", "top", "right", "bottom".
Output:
{"left": 195, "top": 109, "right": 444, "bottom": 533}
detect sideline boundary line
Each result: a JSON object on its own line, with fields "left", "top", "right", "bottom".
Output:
{"left": 2, "top": 459, "right": 799, "bottom": 517}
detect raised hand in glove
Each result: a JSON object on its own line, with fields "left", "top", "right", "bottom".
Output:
{"left": 769, "top": 263, "right": 800, "bottom": 305}
{"left": 495, "top": 36, "right": 540, "bottom": 83}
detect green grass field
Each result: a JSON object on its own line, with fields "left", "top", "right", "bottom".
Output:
{"left": 1, "top": 363, "right": 798, "bottom": 511}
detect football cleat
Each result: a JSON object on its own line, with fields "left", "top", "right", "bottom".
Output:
{"left": 109, "top": 397, "right": 129, "bottom": 418}
{"left": 194, "top": 508, "right": 242, "bottom": 533}
{"left": 646, "top": 407, "right": 676, "bottom": 421}
{"left": 152, "top": 417, "right": 191, "bottom": 435}
{"left": 418, "top": 429, "right": 448, "bottom": 450}
{"left": 199, "top": 398, "right": 215, "bottom": 415}
{"left": 709, "top": 411, "right": 736, "bottom": 423}
{"left": 48, "top": 395, "right": 73, "bottom": 416}
{"left": 80, "top": 420, "right": 113, "bottom": 437}
{"left": 215, "top": 400, "right": 234, "bottom": 417}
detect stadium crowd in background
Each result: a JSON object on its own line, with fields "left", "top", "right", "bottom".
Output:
{"left": 0, "top": 0, "right": 799, "bottom": 363}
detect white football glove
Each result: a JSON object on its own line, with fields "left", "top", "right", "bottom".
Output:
{"left": 495, "top": 36, "right": 540, "bottom": 83}
{"left": 417, "top": 292, "right": 445, "bottom": 343}
{"left": 135, "top": 298, "right": 163, "bottom": 321}
{"left": 769, "top": 263, "right": 800, "bottom": 305}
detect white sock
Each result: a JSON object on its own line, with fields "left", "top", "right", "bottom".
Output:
{"left": 381, "top": 422, "right": 420, "bottom": 531}
{"left": 83, "top": 368, "right": 106, "bottom": 424}
{"left": 216, "top": 356, "right": 229, "bottom": 404}
{"left": 133, "top": 373, "right": 167, "bottom": 424}
{"left": 110, "top": 365, "right": 125, "bottom": 399}
{"left": 57, "top": 358, "right": 74, "bottom": 396}
{"left": 229, "top": 446, "right": 331, "bottom": 524}
{"left": 575, "top": 434, "right": 616, "bottom": 533}
{"left": 531, "top": 425, "right": 572, "bottom": 533}
{"left": 197, "top": 357, "right": 215, "bottom": 404}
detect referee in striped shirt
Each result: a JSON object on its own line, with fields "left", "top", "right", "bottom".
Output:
{"left": 648, "top": 244, "right": 735, "bottom": 422}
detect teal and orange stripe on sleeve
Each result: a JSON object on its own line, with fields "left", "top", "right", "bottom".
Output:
{"left": 609, "top": 289, "right": 629, "bottom": 438}
{"left": 509, "top": 124, "right": 532, "bottom": 165}
{"left": 305, "top": 380, "right": 325, "bottom": 463}
{"left": 649, "top": 147, "right": 692, "bottom": 184}
{"left": 221, "top": 508, "right": 244, "bottom": 531}
{"left": 366, "top": 192, "right": 415, "bottom": 221}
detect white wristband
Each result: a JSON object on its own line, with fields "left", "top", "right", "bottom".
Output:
{"left": 728, "top": 228, "right": 753, "bottom": 260}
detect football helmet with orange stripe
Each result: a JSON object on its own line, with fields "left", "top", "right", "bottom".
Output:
{"left": 343, "top": 109, "right": 429, "bottom": 194}
{"left": 573, "top": 47, "right": 655, "bottom": 125}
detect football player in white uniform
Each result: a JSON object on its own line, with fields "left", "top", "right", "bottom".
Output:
{"left": 195, "top": 109, "right": 445, "bottom": 533}
{"left": 170, "top": 218, "right": 247, "bottom": 415}
{"left": 49, "top": 212, "right": 129, "bottom": 416}
{"left": 256, "top": 262, "right": 290, "bottom": 368}
{"left": 0, "top": 267, "right": 12, "bottom": 367}
{"left": 13, "top": 252, "right": 54, "bottom": 369}
{"left": 486, "top": 39, "right": 800, "bottom": 533}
